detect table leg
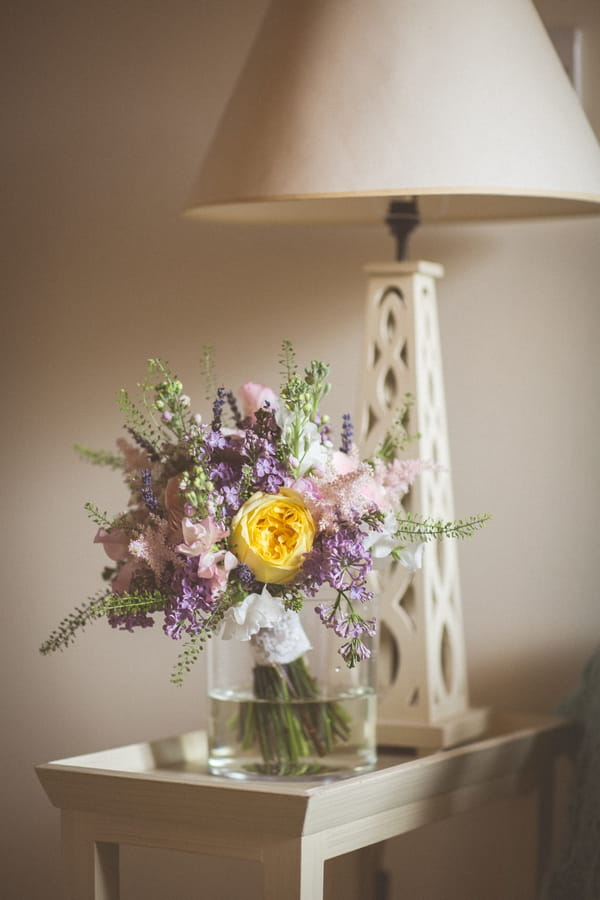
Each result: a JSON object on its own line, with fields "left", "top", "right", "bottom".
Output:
{"left": 536, "top": 763, "right": 555, "bottom": 894}
{"left": 323, "top": 843, "right": 388, "bottom": 900}
{"left": 261, "top": 835, "right": 324, "bottom": 900}
{"left": 61, "top": 811, "right": 120, "bottom": 900}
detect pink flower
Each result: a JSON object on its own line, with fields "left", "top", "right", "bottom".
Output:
{"left": 115, "top": 438, "right": 150, "bottom": 472}
{"left": 199, "top": 550, "right": 237, "bottom": 592}
{"left": 177, "top": 517, "right": 229, "bottom": 558}
{"left": 110, "top": 560, "right": 138, "bottom": 594}
{"left": 359, "top": 477, "right": 389, "bottom": 511}
{"left": 373, "top": 458, "right": 438, "bottom": 508}
{"left": 128, "top": 518, "right": 180, "bottom": 579}
{"left": 238, "top": 382, "right": 279, "bottom": 420}
{"left": 94, "top": 528, "right": 129, "bottom": 562}
{"left": 164, "top": 474, "right": 186, "bottom": 536}
{"left": 330, "top": 450, "right": 359, "bottom": 476}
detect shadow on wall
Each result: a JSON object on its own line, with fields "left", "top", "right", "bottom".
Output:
{"left": 468, "top": 643, "right": 593, "bottom": 714}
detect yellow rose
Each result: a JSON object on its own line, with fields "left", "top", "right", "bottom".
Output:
{"left": 231, "top": 489, "right": 315, "bottom": 584}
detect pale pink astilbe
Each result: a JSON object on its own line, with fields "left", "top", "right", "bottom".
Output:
{"left": 129, "top": 516, "right": 182, "bottom": 581}
{"left": 305, "top": 461, "right": 384, "bottom": 531}
{"left": 116, "top": 438, "right": 151, "bottom": 473}
{"left": 373, "top": 458, "right": 438, "bottom": 507}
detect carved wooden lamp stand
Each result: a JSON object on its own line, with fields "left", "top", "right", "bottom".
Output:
{"left": 185, "top": 0, "right": 600, "bottom": 751}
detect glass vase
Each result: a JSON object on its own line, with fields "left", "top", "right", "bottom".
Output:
{"left": 207, "top": 597, "right": 377, "bottom": 780}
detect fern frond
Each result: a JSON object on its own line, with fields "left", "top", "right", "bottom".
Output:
{"left": 394, "top": 512, "right": 491, "bottom": 542}
{"left": 74, "top": 444, "right": 124, "bottom": 469}
{"left": 171, "top": 635, "right": 204, "bottom": 686}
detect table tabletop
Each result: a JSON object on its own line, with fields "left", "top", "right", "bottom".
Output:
{"left": 37, "top": 711, "right": 576, "bottom": 842}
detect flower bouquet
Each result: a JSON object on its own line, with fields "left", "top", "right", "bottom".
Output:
{"left": 41, "top": 343, "right": 488, "bottom": 777}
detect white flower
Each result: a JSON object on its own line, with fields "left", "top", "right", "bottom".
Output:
{"left": 275, "top": 406, "right": 329, "bottom": 476}
{"left": 221, "top": 586, "right": 284, "bottom": 641}
{"left": 396, "top": 542, "right": 425, "bottom": 573}
{"left": 362, "top": 510, "right": 398, "bottom": 559}
{"left": 362, "top": 511, "right": 425, "bottom": 571}
{"left": 296, "top": 422, "right": 329, "bottom": 475}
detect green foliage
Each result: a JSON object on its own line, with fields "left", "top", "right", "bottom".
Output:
{"left": 39, "top": 589, "right": 167, "bottom": 658}
{"left": 282, "top": 586, "right": 305, "bottom": 614}
{"left": 171, "top": 635, "right": 204, "bottom": 687}
{"left": 201, "top": 344, "right": 216, "bottom": 402}
{"left": 178, "top": 461, "right": 219, "bottom": 520}
{"left": 377, "top": 393, "right": 418, "bottom": 462}
{"left": 280, "top": 357, "right": 331, "bottom": 416}
{"left": 302, "top": 359, "right": 331, "bottom": 419}
{"left": 393, "top": 512, "right": 491, "bottom": 544}
{"left": 102, "top": 589, "right": 167, "bottom": 617}
{"left": 279, "top": 339, "right": 298, "bottom": 382}
{"left": 73, "top": 444, "right": 124, "bottom": 469}
{"left": 117, "top": 386, "right": 151, "bottom": 436}
{"left": 39, "top": 593, "right": 109, "bottom": 655}
{"left": 84, "top": 502, "right": 115, "bottom": 530}
{"left": 278, "top": 341, "right": 332, "bottom": 477}
{"left": 145, "top": 358, "right": 191, "bottom": 443}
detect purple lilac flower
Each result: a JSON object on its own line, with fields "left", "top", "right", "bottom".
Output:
{"left": 333, "top": 615, "right": 376, "bottom": 639}
{"left": 299, "top": 527, "right": 373, "bottom": 604}
{"left": 314, "top": 413, "right": 332, "bottom": 445}
{"left": 210, "top": 461, "right": 238, "bottom": 485}
{"left": 221, "top": 483, "right": 241, "bottom": 512}
{"left": 315, "top": 602, "right": 375, "bottom": 638}
{"left": 236, "top": 563, "right": 259, "bottom": 590}
{"left": 243, "top": 431, "right": 287, "bottom": 493}
{"left": 195, "top": 432, "right": 246, "bottom": 515}
{"left": 253, "top": 451, "right": 285, "bottom": 493}
{"left": 164, "top": 559, "right": 216, "bottom": 639}
{"left": 315, "top": 602, "right": 334, "bottom": 624}
{"left": 339, "top": 638, "right": 372, "bottom": 666}
{"left": 108, "top": 610, "right": 155, "bottom": 631}
{"left": 205, "top": 428, "right": 229, "bottom": 450}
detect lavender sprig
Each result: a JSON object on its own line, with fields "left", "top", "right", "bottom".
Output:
{"left": 340, "top": 413, "right": 354, "bottom": 454}
{"left": 140, "top": 469, "right": 161, "bottom": 515}
{"left": 125, "top": 425, "right": 160, "bottom": 461}
{"left": 211, "top": 386, "right": 227, "bottom": 430}
{"left": 227, "top": 390, "right": 243, "bottom": 428}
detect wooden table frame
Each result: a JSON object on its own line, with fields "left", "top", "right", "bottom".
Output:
{"left": 36, "top": 713, "right": 576, "bottom": 900}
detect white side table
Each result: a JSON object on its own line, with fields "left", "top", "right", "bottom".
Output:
{"left": 36, "top": 713, "right": 577, "bottom": 900}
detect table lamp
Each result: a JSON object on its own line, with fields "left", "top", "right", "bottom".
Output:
{"left": 185, "top": 0, "right": 600, "bottom": 750}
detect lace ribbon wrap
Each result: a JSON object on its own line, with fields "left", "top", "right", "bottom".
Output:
{"left": 251, "top": 610, "right": 312, "bottom": 665}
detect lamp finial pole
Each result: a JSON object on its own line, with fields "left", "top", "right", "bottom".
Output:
{"left": 385, "top": 198, "right": 420, "bottom": 261}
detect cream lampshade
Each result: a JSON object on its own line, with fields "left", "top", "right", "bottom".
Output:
{"left": 185, "top": 0, "right": 600, "bottom": 750}
{"left": 186, "top": 0, "right": 600, "bottom": 224}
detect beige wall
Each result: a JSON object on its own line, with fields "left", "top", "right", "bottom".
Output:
{"left": 3, "top": 1, "right": 599, "bottom": 897}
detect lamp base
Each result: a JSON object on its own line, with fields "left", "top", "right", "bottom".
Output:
{"left": 378, "top": 707, "right": 491, "bottom": 753}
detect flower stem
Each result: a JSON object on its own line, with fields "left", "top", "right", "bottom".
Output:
{"left": 238, "top": 656, "right": 351, "bottom": 775}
